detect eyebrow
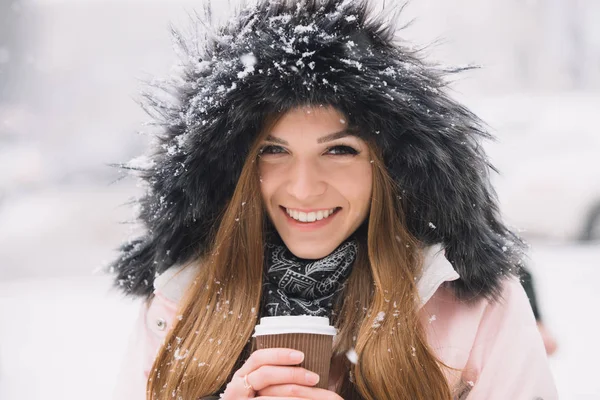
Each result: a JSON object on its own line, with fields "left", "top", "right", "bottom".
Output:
{"left": 265, "top": 129, "right": 354, "bottom": 145}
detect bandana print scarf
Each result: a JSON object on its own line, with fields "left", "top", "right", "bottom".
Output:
{"left": 261, "top": 238, "right": 358, "bottom": 318}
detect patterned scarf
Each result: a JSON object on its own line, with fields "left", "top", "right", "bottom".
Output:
{"left": 261, "top": 238, "right": 358, "bottom": 318}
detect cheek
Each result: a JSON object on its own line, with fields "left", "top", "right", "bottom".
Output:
{"left": 334, "top": 164, "right": 373, "bottom": 211}
{"left": 258, "top": 164, "right": 278, "bottom": 207}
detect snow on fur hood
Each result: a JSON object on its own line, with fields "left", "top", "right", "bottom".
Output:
{"left": 109, "top": 0, "right": 524, "bottom": 301}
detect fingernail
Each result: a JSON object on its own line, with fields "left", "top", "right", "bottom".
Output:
{"left": 289, "top": 351, "right": 304, "bottom": 362}
{"left": 305, "top": 372, "right": 320, "bottom": 385}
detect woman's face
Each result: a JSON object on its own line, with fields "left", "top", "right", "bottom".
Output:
{"left": 258, "top": 106, "right": 373, "bottom": 259}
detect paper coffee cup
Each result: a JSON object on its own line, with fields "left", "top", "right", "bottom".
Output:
{"left": 253, "top": 316, "right": 337, "bottom": 389}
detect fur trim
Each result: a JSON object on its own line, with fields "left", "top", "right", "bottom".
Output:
{"left": 110, "top": 0, "right": 524, "bottom": 300}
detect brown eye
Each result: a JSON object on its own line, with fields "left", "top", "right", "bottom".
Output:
{"left": 326, "top": 145, "right": 359, "bottom": 156}
{"left": 259, "top": 145, "right": 287, "bottom": 155}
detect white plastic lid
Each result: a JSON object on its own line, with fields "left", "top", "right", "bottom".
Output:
{"left": 253, "top": 315, "right": 337, "bottom": 337}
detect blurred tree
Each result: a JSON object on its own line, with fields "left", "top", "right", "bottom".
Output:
{"left": 0, "top": 0, "right": 26, "bottom": 104}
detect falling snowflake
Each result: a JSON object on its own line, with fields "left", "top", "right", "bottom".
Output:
{"left": 346, "top": 348, "right": 358, "bottom": 364}
{"left": 173, "top": 348, "right": 189, "bottom": 360}
{"left": 237, "top": 53, "right": 257, "bottom": 79}
{"left": 372, "top": 311, "right": 385, "bottom": 328}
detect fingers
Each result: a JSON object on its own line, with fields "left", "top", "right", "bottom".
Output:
{"left": 220, "top": 375, "right": 255, "bottom": 400}
{"left": 223, "top": 348, "right": 313, "bottom": 400}
{"left": 254, "top": 397, "right": 307, "bottom": 400}
{"left": 247, "top": 365, "right": 320, "bottom": 391}
{"left": 222, "top": 366, "right": 319, "bottom": 400}
{"left": 234, "top": 348, "right": 305, "bottom": 378}
{"left": 258, "top": 384, "right": 343, "bottom": 399}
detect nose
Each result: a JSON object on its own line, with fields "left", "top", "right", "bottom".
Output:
{"left": 286, "top": 158, "right": 327, "bottom": 201}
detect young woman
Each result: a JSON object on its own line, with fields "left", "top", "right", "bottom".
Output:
{"left": 111, "top": 1, "right": 558, "bottom": 399}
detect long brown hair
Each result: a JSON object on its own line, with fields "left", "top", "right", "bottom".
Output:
{"left": 146, "top": 112, "right": 453, "bottom": 399}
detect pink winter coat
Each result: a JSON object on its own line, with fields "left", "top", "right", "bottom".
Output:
{"left": 113, "top": 245, "right": 558, "bottom": 399}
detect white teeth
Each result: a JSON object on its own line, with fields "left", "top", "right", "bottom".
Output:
{"left": 286, "top": 207, "right": 337, "bottom": 222}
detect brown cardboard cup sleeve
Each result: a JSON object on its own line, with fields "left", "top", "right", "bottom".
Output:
{"left": 252, "top": 316, "right": 337, "bottom": 390}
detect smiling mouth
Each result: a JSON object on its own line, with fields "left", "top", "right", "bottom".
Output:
{"left": 280, "top": 206, "right": 342, "bottom": 223}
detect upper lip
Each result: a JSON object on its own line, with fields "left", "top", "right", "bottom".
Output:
{"left": 281, "top": 206, "right": 340, "bottom": 212}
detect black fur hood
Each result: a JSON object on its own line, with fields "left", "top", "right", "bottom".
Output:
{"left": 110, "top": 0, "right": 524, "bottom": 300}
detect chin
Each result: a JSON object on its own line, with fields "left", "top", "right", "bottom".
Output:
{"left": 283, "top": 240, "right": 342, "bottom": 260}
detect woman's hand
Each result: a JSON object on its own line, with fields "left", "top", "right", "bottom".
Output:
{"left": 257, "top": 384, "right": 343, "bottom": 399}
{"left": 220, "top": 348, "right": 326, "bottom": 399}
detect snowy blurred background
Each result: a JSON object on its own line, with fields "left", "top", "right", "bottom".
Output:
{"left": 0, "top": 0, "right": 599, "bottom": 399}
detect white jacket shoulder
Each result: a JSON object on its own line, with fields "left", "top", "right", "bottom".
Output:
{"left": 153, "top": 263, "right": 201, "bottom": 303}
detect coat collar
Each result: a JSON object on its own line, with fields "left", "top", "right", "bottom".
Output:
{"left": 154, "top": 244, "right": 460, "bottom": 308}
{"left": 418, "top": 244, "right": 460, "bottom": 308}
